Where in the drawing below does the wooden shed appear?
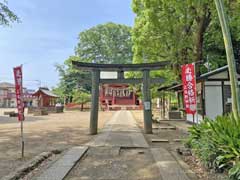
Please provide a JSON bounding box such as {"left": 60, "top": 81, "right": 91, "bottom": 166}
{"left": 33, "top": 87, "right": 59, "bottom": 107}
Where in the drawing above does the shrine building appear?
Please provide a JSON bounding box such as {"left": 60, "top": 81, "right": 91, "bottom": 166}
{"left": 32, "top": 87, "right": 59, "bottom": 107}
{"left": 99, "top": 72, "right": 141, "bottom": 110}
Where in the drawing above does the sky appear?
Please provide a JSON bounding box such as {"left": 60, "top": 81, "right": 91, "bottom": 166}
{"left": 0, "top": 0, "right": 135, "bottom": 90}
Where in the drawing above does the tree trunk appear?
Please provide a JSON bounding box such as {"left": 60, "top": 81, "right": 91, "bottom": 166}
{"left": 214, "top": 0, "right": 240, "bottom": 119}
{"left": 195, "top": 6, "right": 211, "bottom": 76}
{"left": 81, "top": 103, "right": 84, "bottom": 111}
{"left": 163, "top": 93, "right": 165, "bottom": 119}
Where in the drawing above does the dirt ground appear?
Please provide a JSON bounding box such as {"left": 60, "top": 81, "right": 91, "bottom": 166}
{"left": 0, "top": 108, "right": 113, "bottom": 178}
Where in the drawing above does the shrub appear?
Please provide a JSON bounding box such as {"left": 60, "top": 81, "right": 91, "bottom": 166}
{"left": 187, "top": 114, "right": 240, "bottom": 179}
{"left": 229, "top": 162, "right": 240, "bottom": 179}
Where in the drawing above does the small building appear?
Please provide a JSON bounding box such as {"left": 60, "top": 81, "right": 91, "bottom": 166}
{"left": 158, "top": 65, "right": 240, "bottom": 122}
{"left": 33, "top": 87, "right": 59, "bottom": 107}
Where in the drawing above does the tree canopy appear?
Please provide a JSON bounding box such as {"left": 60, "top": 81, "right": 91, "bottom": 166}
{"left": 75, "top": 22, "right": 133, "bottom": 64}
{"left": 0, "top": 0, "right": 20, "bottom": 26}
{"left": 72, "top": 89, "right": 91, "bottom": 111}
{"left": 54, "top": 22, "right": 133, "bottom": 103}
{"left": 131, "top": 0, "right": 240, "bottom": 78}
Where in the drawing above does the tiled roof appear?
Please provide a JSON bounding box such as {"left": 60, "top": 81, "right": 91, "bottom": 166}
{"left": 33, "top": 88, "right": 59, "bottom": 98}
{"left": 40, "top": 89, "right": 59, "bottom": 98}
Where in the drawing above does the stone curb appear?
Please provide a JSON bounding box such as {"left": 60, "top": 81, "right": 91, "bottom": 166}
{"left": 35, "top": 146, "right": 88, "bottom": 180}
{"left": 171, "top": 151, "right": 198, "bottom": 180}
{"left": 1, "top": 150, "right": 62, "bottom": 180}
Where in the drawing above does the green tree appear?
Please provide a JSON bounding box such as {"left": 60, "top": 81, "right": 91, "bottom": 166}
{"left": 202, "top": 0, "right": 240, "bottom": 72}
{"left": 214, "top": 0, "right": 240, "bottom": 118}
{"left": 131, "top": 0, "right": 240, "bottom": 104}
{"left": 55, "top": 22, "right": 133, "bottom": 103}
{"left": 0, "top": 0, "right": 20, "bottom": 26}
{"left": 55, "top": 56, "right": 91, "bottom": 104}
{"left": 132, "top": 0, "right": 197, "bottom": 67}
{"left": 52, "top": 86, "right": 64, "bottom": 103}
{"left": 131, "top": 0, "right": 240, "bottom": 77}
{"left": 72, "top": 90, "right": 91, "bottom": 111}
{"left": 76, "top": 22, "right": 133, "bottom": 64}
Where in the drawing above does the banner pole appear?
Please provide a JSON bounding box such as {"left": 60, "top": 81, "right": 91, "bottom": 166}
{"left": 21, "top": 120, "right": 24, "bottom": 158}
{"left": 21, "top": 64, "right": 24, "bottom": 158}
{"left": 193, "top": 63, "right": 198, "bottom": 124}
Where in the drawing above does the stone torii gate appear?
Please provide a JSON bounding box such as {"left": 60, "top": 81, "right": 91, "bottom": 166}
{"left": 72, "top": 61, "right": 170, "bottom": 135}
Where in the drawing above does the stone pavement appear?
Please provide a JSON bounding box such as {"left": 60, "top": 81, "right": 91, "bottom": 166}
{"left": 34, "top": 111, "right": 195, "bottom": 180}
{"left": 86, "top": 110, "right": 149, "bottom": 148}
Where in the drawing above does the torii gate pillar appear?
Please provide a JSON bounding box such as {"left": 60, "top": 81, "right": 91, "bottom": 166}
{"left": 90, "top": 70, "right": 100, "bottom": 135}
{"left": 143, "top": 70, "right": 152, "bottom": 134}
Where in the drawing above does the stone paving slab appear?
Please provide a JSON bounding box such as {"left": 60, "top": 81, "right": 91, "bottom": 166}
{"left": 35, "top": 146, "right": 88, "bottom": 180}
{"left": 65, "top": 147, "right": 160, "bottom": 180}
{"left": 86, "top": 111, "right": 149, "bottom": 148}
{"left": 151, "top": 148, "right": 190, "bottom": 180}
{"left": 129, "top": 132, "right": 149, "bottom": 148}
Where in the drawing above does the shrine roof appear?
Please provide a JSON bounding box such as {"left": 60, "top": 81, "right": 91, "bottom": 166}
{"left": 33, "top": 88, "right": 59, "bottom": 98}
{"left": 199, "top": 65, "right": 228, "bottom": 80}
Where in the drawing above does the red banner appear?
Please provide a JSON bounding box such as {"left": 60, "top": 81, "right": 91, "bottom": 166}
{"left": 13, "top": 66, "right": 24, "bottom": 121}
{"left": 181, "top": 63, "right": 197, "bottom": 115}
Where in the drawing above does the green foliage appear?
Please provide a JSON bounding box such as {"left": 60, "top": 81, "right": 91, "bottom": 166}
{"left": 131, "top": 0, "right": 240, "bottom": 77}
{"left": 132, "top": 0, "right": 211, "bottom": 75}
{"left": 72, "top": 89, "right": 91, "bottom": 111}
{"left": 55, "top": 57, "right": 91, "bottom": 104}
{"left": 187, "top": 114, "right": 240, "bottom": 178}
{"left": 214, "top": 0, "right": 240, "bottom": 118}
{"left": 76, "top": 22, "right": 133, "bottom": 64}
{"left": 55, "top": 23, "right": 133, "bottom": 102}
{"left": 0, "top": 0, "right": 20, "bottom": 26}
{"left": 202, "top": 0, "right": 240, "bottom": 73}
{"left": 52, "top": 86, "right": 65, "bottom": 103}
{"left": 72, "top": 90, "right": 91, "bottom": 104}
{"left": 187, "top": 119, "right": 217, "bottom": 168}
{"left": 229, "top": 162, "right": 240, "bottom": 180}
{"left": 132, "top": 0, "right": 194, "bottom": 63}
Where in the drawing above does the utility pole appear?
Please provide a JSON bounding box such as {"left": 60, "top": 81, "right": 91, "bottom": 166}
{"left": 214, "top": 0, "right": 240, "bottom": 119}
